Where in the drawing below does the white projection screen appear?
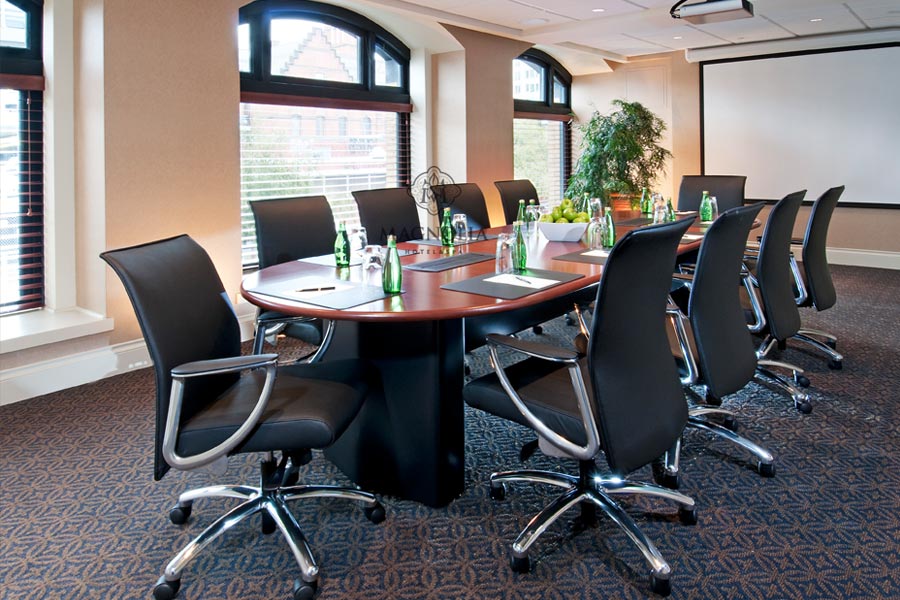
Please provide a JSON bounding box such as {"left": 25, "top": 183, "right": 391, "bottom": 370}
{"left": 702, "top": 45, "right": 900, "bottom": 206}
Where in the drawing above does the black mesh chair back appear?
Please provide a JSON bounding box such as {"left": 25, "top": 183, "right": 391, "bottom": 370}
{"left": 802, "top": 186, "right": 844, "bottom": 311}
{"left": 250, "top": 195, "right": 335, "bottom": 268}
{"left": 431, "top": 182, "right": 491, "bottom": 231}
{"left": 756, "top": 191, "right": 806, "bottom": 341}
{"left": 677, "top": 175, "right": 746, "bottom": 212}
{"left": 588, "top": 217, "right": 693, "bottom": 474}
{"left": 352, "top": 187, "right": 423, "bottom": 244}
{"left": 689, "top": 203, "right": 765, "bottom": 398}
{"left": 494, "top": 179, "right": 538, "bottom": 224}
{"left": 101, "top": 235, "right": 241, "bottom": 480}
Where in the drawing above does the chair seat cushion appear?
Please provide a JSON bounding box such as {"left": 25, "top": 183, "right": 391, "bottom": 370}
{"left": 177, "top": 359, "right": 373, "bottom": 457}
{"left": 463, "top": 356, "right": 591, "bottom": 447}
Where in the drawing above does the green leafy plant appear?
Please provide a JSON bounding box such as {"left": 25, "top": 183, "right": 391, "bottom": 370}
{"left": 566, "top": 99, "right": 672, "bottom": 207}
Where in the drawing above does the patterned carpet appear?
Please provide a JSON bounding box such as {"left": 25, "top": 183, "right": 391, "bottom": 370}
{"left": 1, "top": 265, "right": 898, "bottom": 600}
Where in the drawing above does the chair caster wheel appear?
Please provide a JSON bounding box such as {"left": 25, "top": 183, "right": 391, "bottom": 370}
{"left": 364, "top": 502, "right": 386, "bottom": 524}
{"left": 722, "top": 415, "right": 739, "bottom": 431}
{"left": 826, "top": 339, "right": 837, "bottom": 350}
{"left": 650, "top": 572, "right": 671, "bottom": 596}
{"left": 758, "top": 461, "right": 775, "bottom": 477}
{"left": 532, "top": 325, "right": 543, "bottom": 335}
{"left": 796, "top": 400, "right": 812, "bottom": 414}
{"left": 153, "top": 576, "right": 181, "bottom": 600}
{"left": 795, "top": 374, "right": 810, "bottom": 388}
{"left": 489, "top": 482, "right": 506, "bottom": 501}
{"left": 169, "top": 503, "right": 192, "bottom": 525}
{"left": 828, "top": 359, "right": 842, "bottom": 370}
{"left": 678, "top": 506, "right": 697, "bottom": 525}
{"left": 293, "top": 578, "right": 318, "bottom": 600}
{"left": 510, "top": 553, "right": 530, "bottom": 573}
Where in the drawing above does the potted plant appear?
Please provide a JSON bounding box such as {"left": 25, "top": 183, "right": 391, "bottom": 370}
{"left": 566, "top": 99, "right": 672, "bottom": 210}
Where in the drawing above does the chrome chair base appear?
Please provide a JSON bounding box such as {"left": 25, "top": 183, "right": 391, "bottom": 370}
{"left": 657, "top": 404, "right": 775, "bottom": 487}
{"left": 489, "top": 461, "right": 695, "bottom": 596}
{"left": 153, "top": 460, "right": 382, "bottom": 600}
{"left": 754, "top": 367, "right": 811, "bottom": 413}
{"left": 793, "top": 329, "right": 843, "bottom": 368}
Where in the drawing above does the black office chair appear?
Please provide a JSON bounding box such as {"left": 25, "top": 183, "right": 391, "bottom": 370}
{"left": 744, "top": 191, "right": 813, "bottom": 413}
{"left": 494, "top": 179, "right": 539, "bottom": 224}
{"left": 101, "top": 235, "right": 385, "bottom": 600}
{"left": 249, "top": 196, "right": 336, "bottom": 358}
{"left": 677, "top": 175, "right": 746, "bottom": 212}
{"left": 431, "top": 182, "right": 491, "bottom": 231}
{"left": 661, "top": 203, "right": 775, "bottom": 488}
{"left": 352, "top": 187, "right": 423, "bottom": 244}
{"left": 789, "top": 186, "right": 845, "bottom": 369}
{"left": 463, "top": 218, "right": 697, "bottom": 597}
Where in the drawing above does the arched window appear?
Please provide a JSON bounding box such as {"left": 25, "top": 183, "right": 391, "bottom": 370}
{"left": 512, "top": 49, "right": 571, "bottom": 202}
{"left": 238, "top": 0, "right": 411, "bottom": 266}
{"left": 0, "top": 0, "right": 44, "bottom": 314}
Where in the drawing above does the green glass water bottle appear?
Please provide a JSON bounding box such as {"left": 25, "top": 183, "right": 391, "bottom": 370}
{"left": 602, "top": 207, "right": 616, "bottom": 249}
{"left": 666, "top": 197, "right": 676, "bottom": 222}
{"left": 334, "top": 221, "right": 351, "bottom": 268}
{"left": 699, "top": 190, "right": 713, "bottom": 222}
{"left": 440, "top": 207, "right": 455, "bottom": 247}
{"left": 512, "top": 221, "right": 527, "bottom": 272}
{"left": 382, "top": 235, "right": 402, "bottom": 294}
{"left": 516, "top": 199, "right": 526, "bottom": 224}
{"left": 640, "top": 187, "right": 650, "bottom": 214}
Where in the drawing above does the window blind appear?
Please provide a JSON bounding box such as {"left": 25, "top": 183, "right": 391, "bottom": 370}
{"left": 0, "top": 88, "right": 43, "bottom": 314}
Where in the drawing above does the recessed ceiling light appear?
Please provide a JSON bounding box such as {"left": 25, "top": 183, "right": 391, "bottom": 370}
{"left": 592, "top": 8, "right": 606, "bottom": 13}
{"left": 521, "top": 17, "right": 549, "bottom": 26}
{"left": 809, "top": 18, "right": 823, "bottom": 22}
{"left": 673, "top": 36, "right": 683, "bottom": 40}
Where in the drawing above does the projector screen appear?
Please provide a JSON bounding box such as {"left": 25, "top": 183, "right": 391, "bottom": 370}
{"left": 702, "top": 45, "right": 900, "bottom": 207}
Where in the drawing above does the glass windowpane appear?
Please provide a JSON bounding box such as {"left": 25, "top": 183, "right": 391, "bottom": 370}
{"left": 512, "top": 59, "right": 544, "bottom": 102}
{"left": 0, "top": 0, "right": 27, "bottom": 49}
{"left": 374, "top": 44, "right": 402, "bottom": 87}
{"left": 238, "top": 23, "right": 250, "bottom": 72}
{"left": 270, "top": 18, "right": 361, "bottom": 83}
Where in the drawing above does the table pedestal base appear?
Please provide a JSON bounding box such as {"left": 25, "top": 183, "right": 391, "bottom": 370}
{"left": 324, "top": 318, "right": 465, "bottom": 507}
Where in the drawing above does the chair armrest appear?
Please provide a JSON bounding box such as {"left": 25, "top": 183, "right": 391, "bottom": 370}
{"left": 172, "top": 354, "right": 278, "bottom": 378}
{"left": 163, "top": 354, "right": 278, "bottom": 472}
{"left": 486, "top": 333, "right": 579, "bottom": 363}
{"left": 485, "top": 340, "right": 600, "bottom": 462}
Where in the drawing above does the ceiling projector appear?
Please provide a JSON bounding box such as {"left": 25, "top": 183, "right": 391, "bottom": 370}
{"left": 671, "top": 0, "right": 755, "bottom": 24}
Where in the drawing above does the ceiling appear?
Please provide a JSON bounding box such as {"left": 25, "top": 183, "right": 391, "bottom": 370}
{"left": 354, "top": 0, "right": 900, "bottom": 71}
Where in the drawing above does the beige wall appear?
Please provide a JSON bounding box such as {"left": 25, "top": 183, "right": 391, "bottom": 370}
{"left": 571, "top": 53, "right": 701, "bottom": 203}
{"left": 435, "top": 26, "right": 531, "bottom": 226}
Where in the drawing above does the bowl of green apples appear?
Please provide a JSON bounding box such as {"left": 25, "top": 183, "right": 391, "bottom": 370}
{"left": 537, "top": 199, "right": 589, "bottom": 242}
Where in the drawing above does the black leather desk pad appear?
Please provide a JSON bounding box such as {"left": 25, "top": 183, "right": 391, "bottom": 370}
{"left": 441, "top": 268, "right": 584, "bottom": 300}
{"left": 552, "top": 249, "right": 610, "bottom": 265}
{"left": 405, "top": 252, "right": 494, "bottom": 272}
{"left": 248, "top": 279, "right": 399, "bottom": 310}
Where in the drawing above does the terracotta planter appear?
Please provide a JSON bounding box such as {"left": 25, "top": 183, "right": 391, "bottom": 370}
{"left": 609, "top": 193, "right": 638, "bottom": 212}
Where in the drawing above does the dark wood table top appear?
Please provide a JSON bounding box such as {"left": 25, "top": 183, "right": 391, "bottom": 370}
{"left": 240, "top": 211, "right": 706, "bottom": 323}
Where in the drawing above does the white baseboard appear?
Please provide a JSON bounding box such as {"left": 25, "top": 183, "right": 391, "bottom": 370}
{"left": 0, "top": 312, "right": 259, "bottom": 407}
{"left": 827, "top": 248, "right": 900, "bottom": 270}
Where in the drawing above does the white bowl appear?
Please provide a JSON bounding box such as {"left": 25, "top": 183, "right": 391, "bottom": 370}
{"left": 538, "top": 221, "right": 588, "bottom": 242}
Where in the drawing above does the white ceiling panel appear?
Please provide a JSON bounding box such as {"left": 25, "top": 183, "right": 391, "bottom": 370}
{"left": 509, "top": 0, "right": 644, "bottom": 21}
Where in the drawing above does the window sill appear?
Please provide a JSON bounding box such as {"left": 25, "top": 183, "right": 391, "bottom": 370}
{"left": 0, "top": 308, "right": 114, "bottom": 354}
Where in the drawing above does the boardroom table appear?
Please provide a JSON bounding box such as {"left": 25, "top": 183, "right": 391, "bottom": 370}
{"left": 241, "top": 211, "right": 706, "bottom": 507}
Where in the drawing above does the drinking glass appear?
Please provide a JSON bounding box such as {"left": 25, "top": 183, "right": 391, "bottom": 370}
{"left": 709, "top": 196, "right": 720, "bottom": 221}
{"left": 495, "top": 233, "right": 512, "bottom": 273}
{"left": 362, "top": 244, "right": 384, "bottom": 270}
{"left": 452, "top": 213, "right": 468, "bottom": 242}
{"left": 525, "top": 204, "right": 541, "bottom": 235}
{"left": 586, "top": 219, "right": 604, "bottom": 249}
{"left": 351, "top": 226, "right": 368, "bottom": 256}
